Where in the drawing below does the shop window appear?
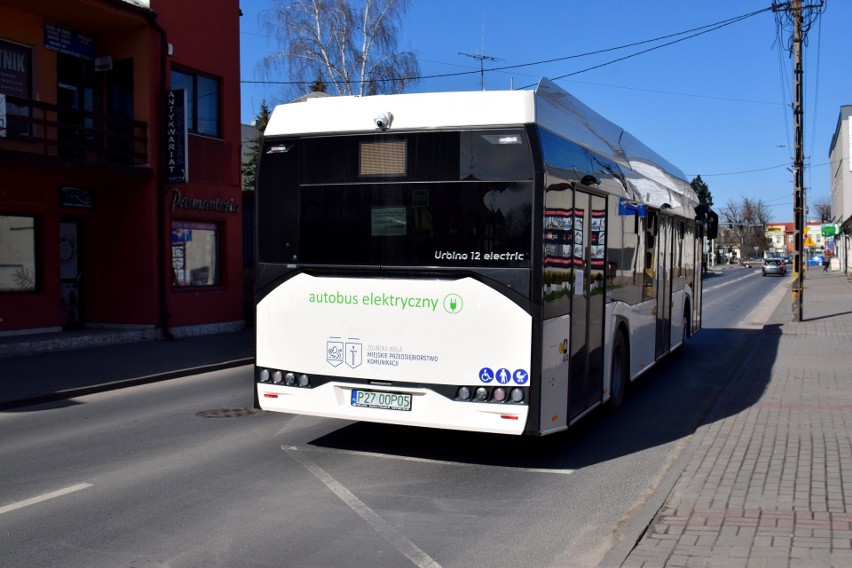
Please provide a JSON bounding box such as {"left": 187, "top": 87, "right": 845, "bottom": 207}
{"left": 0, "top": 215, "right": 37, "bottom": 292}
{"left": 171, "top": 221, "right": 220, "bottom": 287}
{"left": 0, "top": 39, "right": 33, "bottom": 137}
{"left": 170, "top": 67, "right": 220, "bottom": 137}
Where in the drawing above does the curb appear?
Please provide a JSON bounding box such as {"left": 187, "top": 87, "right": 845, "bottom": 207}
{"left": 0, "top": 357, "right": 254, "bottom": 411}
{"left": 598, "top": 306, "right": 784, "bottom": 567}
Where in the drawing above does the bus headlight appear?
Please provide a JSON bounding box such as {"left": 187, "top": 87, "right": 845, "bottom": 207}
{"left": 492, "top": 387, "right": 507, "bottom": 402}
{"left": 457, "top": 386, "right": 471, "bottom": 400}
{"left": 259, "top": 369, "right": 271, "bottom": 383}
{"left": 298, "top": 374, "right": 310, "bottom": 387}
{"left": 284, "top": 372, "right": 296, "bottom": 386}
{"left": 474, "top": 387, "right": 489, "bottom": 401}
{"left": 272, "top": 370, "right": 283, "bottom": 384}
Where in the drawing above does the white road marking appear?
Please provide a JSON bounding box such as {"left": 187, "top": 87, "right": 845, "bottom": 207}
{"left": 283, "top": 446, "right": 441, "bottom": 568}
{"left": 284, "top": 444, "right": 575, "bottom": 475}
{"left": 0, "top": 483, "right": 92, "bottom": 516}
{"left": 737, "top": 277, "right": 789, "bottom": 329}
{"left": 703, "top": 270, "right": 758, "bottom": 292}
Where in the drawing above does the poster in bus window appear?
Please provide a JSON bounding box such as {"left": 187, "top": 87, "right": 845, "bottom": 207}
{"left": 544, "top": 209, "right": 573, "bottom": 266}
{"left": 573, "top": 208, "right": 584, "bottom": 265}
{"left": 590, "top": 209, "right": 606, "bottom": 267}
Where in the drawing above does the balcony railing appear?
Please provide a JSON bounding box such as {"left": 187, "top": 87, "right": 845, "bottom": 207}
{"left": 1, "top": 94, "right": 148, "bottom": 166}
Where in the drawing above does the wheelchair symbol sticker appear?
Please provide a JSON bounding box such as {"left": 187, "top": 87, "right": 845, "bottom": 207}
{"left": 479, "top": 367, "right": 494, "bottom": 383}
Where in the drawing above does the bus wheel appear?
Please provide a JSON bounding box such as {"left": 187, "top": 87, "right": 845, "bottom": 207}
{"left": 677, "top": 310, "right": 691, "bottom": 352}
{"left": 609, "top": 332, "right": 627, "bottom": 409}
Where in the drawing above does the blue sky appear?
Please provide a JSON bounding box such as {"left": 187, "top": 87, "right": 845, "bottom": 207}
{"left": 239, "top": 0, "right": 850, "bottom": 223}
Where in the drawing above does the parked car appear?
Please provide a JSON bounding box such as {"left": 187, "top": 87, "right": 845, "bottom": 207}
{"left": 806, "top": 255, "right": 823, "bottom": 267}
{"left": 763, "top": 258, "right": 786, "bottom": 276}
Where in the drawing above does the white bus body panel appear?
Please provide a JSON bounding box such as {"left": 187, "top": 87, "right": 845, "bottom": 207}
{"left": 257, "top": 274, "right": 532, "bottom": 435}
{"left": 266, "top": 90, "right": 535, "bottom": 136}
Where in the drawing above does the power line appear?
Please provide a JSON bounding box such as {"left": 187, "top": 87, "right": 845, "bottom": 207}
{"left": 534, "top": 7, "right": 773, "bottom": 88}
{"left": 241, "top": 6, "right": 775, "bottom": 88}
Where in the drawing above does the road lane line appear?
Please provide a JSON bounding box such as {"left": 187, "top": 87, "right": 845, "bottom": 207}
{"left": 283, "top": 447, "right": 441, "bottom": 568}
{"left": 284, "top": 444, "right": 574, "bottom": 475}
{"left": 737, "top": 278, "right": 789, "bottom": 329}
{"left": 0, "top": 483, "right": 92, "bottom": 516}
{"left": 703, "top": 270, "right": 758, "bottom": 292}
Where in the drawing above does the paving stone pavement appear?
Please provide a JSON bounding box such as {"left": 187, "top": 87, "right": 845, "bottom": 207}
{"left": 618, "top": 270, "right": 852, "bottom": 568}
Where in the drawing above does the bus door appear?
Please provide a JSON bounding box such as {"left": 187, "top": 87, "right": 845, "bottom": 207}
{"left": 568, "top": 191, "right": 606, "bottom": 420}
{"left": 654, "top": 214, "right": 674, "bottom": 358}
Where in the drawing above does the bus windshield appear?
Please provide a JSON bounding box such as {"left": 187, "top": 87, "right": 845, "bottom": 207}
{"left": 263, "top": 129, "right": 535, "bottom": 268}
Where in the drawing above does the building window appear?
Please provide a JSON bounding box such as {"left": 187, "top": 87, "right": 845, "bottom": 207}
{"left": 0, "top": 215, "right": 37, "bottom": 292}
{"left": 170, "top": 67, "right": 220, "bottom": 137}
{"left": 171, "top": 221, "right": 219, "bottom": 287}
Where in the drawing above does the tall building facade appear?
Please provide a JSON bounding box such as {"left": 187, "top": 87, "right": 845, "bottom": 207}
{"left": 0, "top": 0, "right": 243, "bottom": 341}
{"left": 830, "top": 105, "right": 852, "bottom": 275}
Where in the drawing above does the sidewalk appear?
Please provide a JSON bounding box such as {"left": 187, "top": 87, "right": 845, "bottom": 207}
{"left": 0, "top": 328, "right": 254, "bottom": 410}
{"left": 609, "top": 269, "right": 852, "bottom": 568}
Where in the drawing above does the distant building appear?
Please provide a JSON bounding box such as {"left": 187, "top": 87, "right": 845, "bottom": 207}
{"left": 0, "top": 0, "right": 243, "bottom": 340}
{"left": 829, "top": 105, "right": 852, "bottom": 274}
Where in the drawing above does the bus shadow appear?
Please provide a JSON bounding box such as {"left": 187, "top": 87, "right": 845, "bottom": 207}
{"left": 307, "top": 324, "right": 779, "bottom": 472}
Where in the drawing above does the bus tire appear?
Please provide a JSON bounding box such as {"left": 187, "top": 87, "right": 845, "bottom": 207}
{"left": 609, "top": 331, "right": 627, "bottom": 409}
{"left": 674, "top": 303, "right": 691, "bottom": 354}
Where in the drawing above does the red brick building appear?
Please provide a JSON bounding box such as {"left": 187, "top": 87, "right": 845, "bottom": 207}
{"left": 0, "top": 0, "right": 243, "bottom": 346}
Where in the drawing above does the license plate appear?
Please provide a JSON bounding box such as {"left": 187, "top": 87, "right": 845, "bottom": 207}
{"left": 351, "top": 389, "right": 412, "bottom": 411}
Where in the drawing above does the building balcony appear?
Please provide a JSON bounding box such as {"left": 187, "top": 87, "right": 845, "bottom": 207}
{"left": 1, "top": 94, "right": 148, "bottom": 169}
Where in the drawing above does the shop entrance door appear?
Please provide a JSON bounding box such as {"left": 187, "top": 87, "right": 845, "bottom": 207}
{"left": 60, "top": 221, "right": 83, "bottom": 329}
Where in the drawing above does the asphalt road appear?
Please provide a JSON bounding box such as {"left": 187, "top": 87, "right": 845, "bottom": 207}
{"left": 0, "top": 269, "right": 789, "bottom": 568}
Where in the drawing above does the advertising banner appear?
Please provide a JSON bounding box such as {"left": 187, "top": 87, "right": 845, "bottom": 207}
{"left": 166, "top": 89, "right": 188, "bottom": 183}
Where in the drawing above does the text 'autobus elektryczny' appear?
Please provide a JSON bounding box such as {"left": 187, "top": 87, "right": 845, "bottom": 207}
{"left": 253, "top": 78, "right": 718, "bottom": 436}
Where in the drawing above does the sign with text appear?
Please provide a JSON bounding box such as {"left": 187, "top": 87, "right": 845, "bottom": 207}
{"left": 0, "top": 94, "right": 5, "bottom": 138}
{"left": 59, "top": 186, "right": 95, "bottom": 209}
{"left": 166, "top": 89, "right": 188, "bottom": 183}
{"left": 0, "top": 39, "right": 31, "bottom": 98}
{"left": 44, "top": 24, "right": 96, "bottom": 60}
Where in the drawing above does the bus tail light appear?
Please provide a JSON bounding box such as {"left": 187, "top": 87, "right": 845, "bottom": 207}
{"left": 510, "top": 388, "right": 524, "bottom": 403}
{"left": 257, "top": 368, "right": 312, "bottom": 388}
{"left": 456, "top": 386, "right": 526, "bottom": 404}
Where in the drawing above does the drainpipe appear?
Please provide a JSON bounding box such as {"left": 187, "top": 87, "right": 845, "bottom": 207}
{"left": 146, "top": 11, "right": 174, "bottom": 341}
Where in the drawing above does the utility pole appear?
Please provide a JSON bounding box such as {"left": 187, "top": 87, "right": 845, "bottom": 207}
{"left": 458, "top": 52, "right": 500, "bottom": 91}
{"left": 792, "top": 0, "right": 805, "bottom": 322}
{"left": 774, "top": 0, "right": 825, "bottom": 321}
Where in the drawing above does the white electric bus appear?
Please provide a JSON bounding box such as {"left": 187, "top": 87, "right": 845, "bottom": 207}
{"left": 253, "top": 79, "right": 717, "bottom": 436}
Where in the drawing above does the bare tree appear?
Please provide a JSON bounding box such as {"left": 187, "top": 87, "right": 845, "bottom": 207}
{"left": 810, "top": 195, "right": 832, "bottom": 223}
{"left": 720, "top": 197, "right": 772, "bottom": 258}
{"left": 259, "top": 0, "right": 420, "bottom": 97}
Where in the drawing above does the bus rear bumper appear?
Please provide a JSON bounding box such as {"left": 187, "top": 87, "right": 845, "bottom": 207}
{"left": 258, "top": 382, "right": 529, "bottom": 435}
